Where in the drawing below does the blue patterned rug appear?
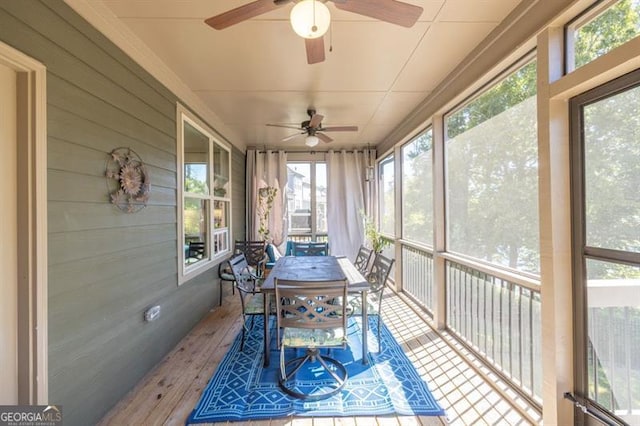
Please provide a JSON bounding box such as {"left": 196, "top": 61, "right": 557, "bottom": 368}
{"left": 187, "top": 315, "right": 445, "bottom": 423}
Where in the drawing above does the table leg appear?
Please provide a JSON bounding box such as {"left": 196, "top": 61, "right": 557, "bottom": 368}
{"left": 263, "top": 293, "right": 270, "bottom": 367}
{"left": 361, "top": 290, "right": 369, "bottom": 365}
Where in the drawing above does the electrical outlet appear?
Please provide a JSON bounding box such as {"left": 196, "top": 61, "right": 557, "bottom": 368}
{"left": 144, "top": 305, "right": 161, "bottom": 322}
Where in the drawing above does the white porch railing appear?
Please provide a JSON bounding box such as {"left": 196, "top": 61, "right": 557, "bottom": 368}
{"left": 445, "top": 260, "right": 542, "bottom": 403}
{"left": 587, "top": 279, "right": 640, "bottom": 424}
{"left": 398, "top": 241, "right": 542, "bottom": 405}
{"left": 401, "top": 244, "right": 435, "bottom": 315}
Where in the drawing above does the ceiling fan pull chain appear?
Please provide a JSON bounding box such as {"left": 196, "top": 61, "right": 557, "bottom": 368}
{"left": 312, "top": 0, "right": 317, "bottom": 32}
{"left": 329, "top": 21, "right": 333, "bottom": 52}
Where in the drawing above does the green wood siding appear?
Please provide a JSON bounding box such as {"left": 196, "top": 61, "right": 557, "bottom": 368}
{"left": 0, "top": 1, "right": 246, "bottom": 424}
{"left": 232, "top": 145, "right": 247, "bottom": 241}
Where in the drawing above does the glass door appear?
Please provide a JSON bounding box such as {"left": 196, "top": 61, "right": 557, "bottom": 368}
{"left": 571, "top": 68, "right": 640, "bottom": 425}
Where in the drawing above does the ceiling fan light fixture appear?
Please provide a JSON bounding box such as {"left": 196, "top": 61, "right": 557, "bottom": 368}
{"left": 305, "top": 135, "right": 320, "bottom": 147}
{"left": 290, "top": 0, "right": 331, "bottom": 39}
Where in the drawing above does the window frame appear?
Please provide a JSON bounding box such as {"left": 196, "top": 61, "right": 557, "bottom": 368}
{"left": 570, "top": 68, "right": 640, "bottom": 425}
{"left": 378, "top": 153, "right": 395, "bottom": 238}
{"left": 177, "top": 104, "right": 232, "bottom": 285}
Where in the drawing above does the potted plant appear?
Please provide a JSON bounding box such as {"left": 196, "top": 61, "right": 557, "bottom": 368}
{"left": 363, "top": 214, "right": 390, "bottom": 253}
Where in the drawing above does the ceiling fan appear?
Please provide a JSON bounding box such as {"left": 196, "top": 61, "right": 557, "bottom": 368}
{"left": 266, "top": 109, "right": 358, "bottom": 147}
{"left": 205, "top": 0, "right": 423, "bottom": 64}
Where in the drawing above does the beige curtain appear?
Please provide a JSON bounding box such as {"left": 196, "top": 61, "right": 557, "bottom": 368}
{"left": 246, "top": 149, "right": 288, "bottom": 245}
{"left": 326, "top": 148, "right": 376, "bottom": 259}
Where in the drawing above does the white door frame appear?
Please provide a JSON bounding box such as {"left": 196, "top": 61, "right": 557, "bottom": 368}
{"left": 0, "top": 40, "right": 48, "bottom": 404}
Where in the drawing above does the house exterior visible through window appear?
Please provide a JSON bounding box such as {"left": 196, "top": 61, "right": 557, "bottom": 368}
{"left": 286, "top": 162, "right": 327, "bottom": 241}
{"left": 177, "top": 105, "right": 231, "bottom": 284}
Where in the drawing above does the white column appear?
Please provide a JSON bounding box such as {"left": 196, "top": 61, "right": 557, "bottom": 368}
{"left": 537, "top": 26, "right": 574, "bottom": 426}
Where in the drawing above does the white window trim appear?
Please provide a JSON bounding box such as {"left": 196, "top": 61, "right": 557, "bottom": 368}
{"left": 177, "top": 103, "right": 232, "bottom": 285}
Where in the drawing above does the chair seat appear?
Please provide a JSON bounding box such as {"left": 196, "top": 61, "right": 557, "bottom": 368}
{"left": 222, "top": 270, "right": 259, "bottom": 282}
{"left": 220, "top": 272, "right": 235, "bottom": 281}
{"left": 244, "top": 293, "right": 264, "bottom": 315}
{"left": 282, "top": 327, "right": 346, "bottom": 348}
{"left": 347, "top": 296, "right": 380, "bottom": 316}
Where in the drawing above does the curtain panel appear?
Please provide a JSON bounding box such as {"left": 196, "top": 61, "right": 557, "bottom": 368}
{"left": 246, "top": 150, "right": 288, "bottom": 246}
{"left": 327, "top": 149, "right": 376, "bottom": 259}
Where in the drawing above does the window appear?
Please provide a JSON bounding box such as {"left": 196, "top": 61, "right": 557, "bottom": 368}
{"left": 378, "top": 154, "right": 395, "bottom": 236}
{"left": 402, "top": 129, "right": 433, "bottom": 246}
{"left": 572, "top": 71, "right": 640, "bottom": 424}
{"left": 286, "top": 162, "right": 327, "bottom": 240}
{"left": 445, "top": 59, "right": 539, "bottom": 274}
{"left": 178, "top": 106, "right": 231, "bottom": 283}
{"left": 567, "top": 0, "right": 640, "bottom": 72}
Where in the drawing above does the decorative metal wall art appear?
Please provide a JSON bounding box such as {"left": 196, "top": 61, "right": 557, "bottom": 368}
{"left": 106, "top": 147, "right": 150, "bottom": 213}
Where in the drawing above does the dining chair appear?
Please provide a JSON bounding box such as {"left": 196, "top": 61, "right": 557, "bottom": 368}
{"left": 218, "top": 240, "right": 267, "bottom": 305}
{"left": 229, "top": 253, "right": 264, "bottom": 352}
{"left": 353, "top": 245, "right": 373, "bottom": 274}
{"left": 349, "top": 252, "right": 394, "bottom": 345}
{"left": 186, "top": 241, "right": 206, "bottom": 260}
{"left": 275, "top": 278, "right": 349, "bottom": 401}
{"left": 234, "top": 240, "right": 268, "bottom": 277}
{"left": 291, "top": 241, "right": 329, "bottom": 256}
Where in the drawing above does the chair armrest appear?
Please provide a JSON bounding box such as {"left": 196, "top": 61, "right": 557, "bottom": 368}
{"left": 256, "top": 254, "right": 268, "bottom": 277}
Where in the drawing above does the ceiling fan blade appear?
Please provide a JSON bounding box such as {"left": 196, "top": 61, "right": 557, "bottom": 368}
{"left": 282, "top": 132, "right": 305, "bottom": 142}
{"left": 266, "top": 123, "right": 302, "bottom": 130}
{"left": 316, "top": 132, "right": 334, "bottom": 143}
{"left": 334, "top": 0, "right": 423, "bottom": 28}
{"left": 205, "top": 0, "right": 281, "bottom": 30}
{"left": 321, "top": 126, "right": 359, "bottom": 132}
{"left": 305, "top": 37, "right": 325, "bottom": 64}
{"left": 309, "top": 113, "right": 324, "bottom": 128}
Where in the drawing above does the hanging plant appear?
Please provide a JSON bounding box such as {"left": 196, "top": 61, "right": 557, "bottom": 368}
{"left": 105, "top": 147, "right": 150, "bottom": 213}
{"left": 257, "top": 186, "right": 278, "bottom": 242}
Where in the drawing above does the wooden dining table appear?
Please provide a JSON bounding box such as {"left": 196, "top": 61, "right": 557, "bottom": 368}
{"left": 260, "top": 255, "right": 370, "bottom": 367}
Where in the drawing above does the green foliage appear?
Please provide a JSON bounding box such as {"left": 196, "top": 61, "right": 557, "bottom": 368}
{"left": 363, "top": 214, "right": 390, "bottom": 253}
{"left": 185, "top": 164, "right": 208, "bottom": 194}
{"left": 445, "top": 60, "right": 540, "bottom": 273}
{"left": 583, "top": 85, "right": 640, "bottom": 279}
{"left": 184, "top": 198, "right": 204, "bottom": 236}
{"left": 402, "top": 131, "right": 434, "bottom": 245}
{"left": 574, "top": 0, "right": 640, "bottom": 68}
{"left": 257, "top": 186, "right": 278, "bottom": 241}
{"left": 447, "top": 62, "right": 537, "bottom": 139}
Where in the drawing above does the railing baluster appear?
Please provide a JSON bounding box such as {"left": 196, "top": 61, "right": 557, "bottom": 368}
{"left": 529, "top": 291, "right": 536, "bottom": 394}
{"left": 625, "top": 307, "right": 631, "bottom": 414}
{"left": 446, "top": 261, "right": 540, "bottom": 402}
{"left": 517, "top": 285, "right": 523, "bottom": 386}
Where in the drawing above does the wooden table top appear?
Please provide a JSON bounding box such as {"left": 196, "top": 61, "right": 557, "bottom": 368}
{"left": 261, "top": 256, "right": 368, "bottom": 291}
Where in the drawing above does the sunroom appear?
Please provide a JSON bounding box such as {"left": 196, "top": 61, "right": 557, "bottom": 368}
{"left": 0, "top": 0, "right": 638, "bottom": 425}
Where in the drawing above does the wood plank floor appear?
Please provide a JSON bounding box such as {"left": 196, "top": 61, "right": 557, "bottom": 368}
{"left": 99, "top": 285, "right": 541, "bottom": 426}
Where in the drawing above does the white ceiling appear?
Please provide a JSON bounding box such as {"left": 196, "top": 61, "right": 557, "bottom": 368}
{"left": 97, "top": 0, "right": 521, "bottom": 151}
